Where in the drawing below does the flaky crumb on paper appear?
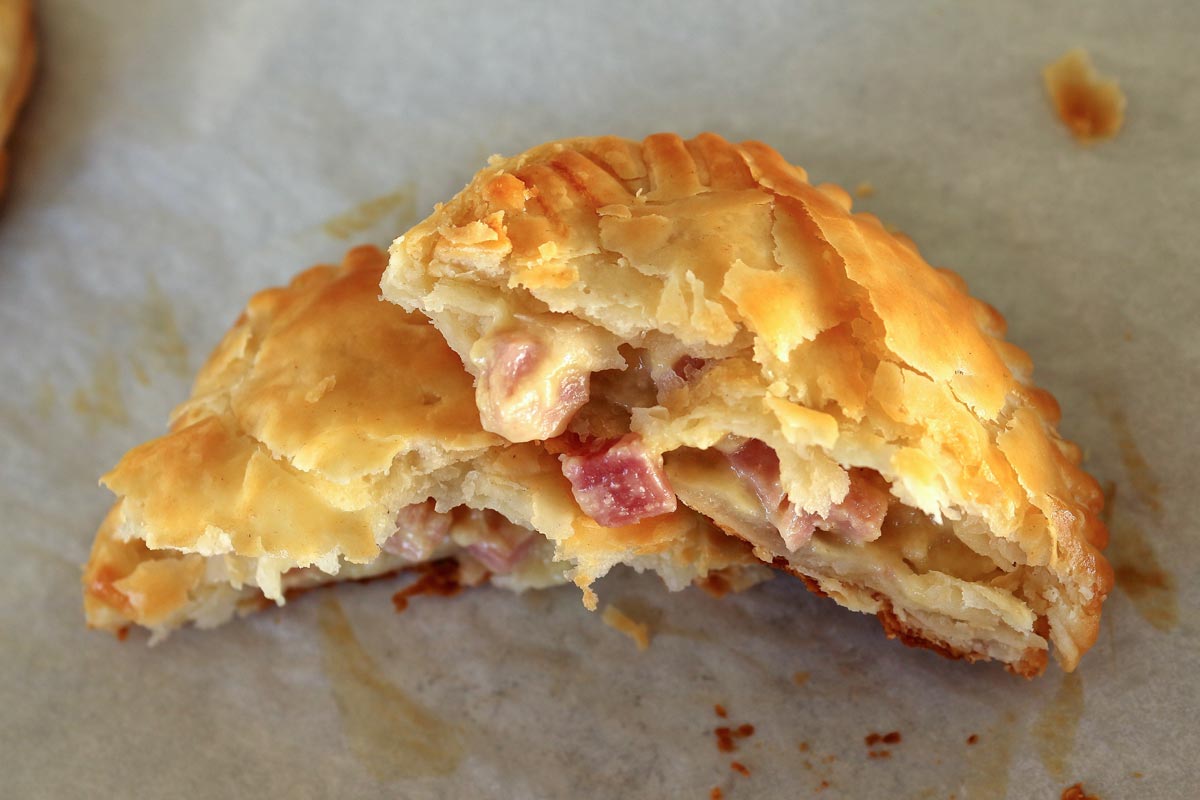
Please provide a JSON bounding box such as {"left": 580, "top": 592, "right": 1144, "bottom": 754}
{"left": 601, "top": 604, "right": 651, "bottom": 650}
{"left": 1043, "top": 48, "right": 1126, "bottom": 142}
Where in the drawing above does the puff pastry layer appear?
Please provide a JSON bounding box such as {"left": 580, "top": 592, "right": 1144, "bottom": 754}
{"left": 382, "top": 133, "right": 1112, "bottom": 674}
{"left": 85, "top": 246, "right": 761, "bottom": 639}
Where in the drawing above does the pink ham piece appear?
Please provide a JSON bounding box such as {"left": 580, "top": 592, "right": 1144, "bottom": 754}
{"left": 459, "top": 509, "right": 537, "bottom": 574}
{"left": 478, "top": 330, "right": 589, "bottom": 442}
{"left": 560, "top": 434, "right": 678, "bottom": 527}
{"left": 727, "top": 439, "right": 889, "bottom": 550}
{"left": 651, "top": 354, "right": 708, "bottom": 399}
{"left": 382, "top": 500, "right": 453, "bottom": 561}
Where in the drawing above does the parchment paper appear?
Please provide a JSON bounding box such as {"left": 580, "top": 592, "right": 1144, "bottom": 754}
{"left": 2, "top": 1, "right": 1197, "bottom": 797}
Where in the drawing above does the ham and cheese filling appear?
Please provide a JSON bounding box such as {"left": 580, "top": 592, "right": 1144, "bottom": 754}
{"left": 475, "top": 330, "right": 591, "bottom": 443}
{"left": 487, "top": 342, "right": 892, "bottom": 553}
{"left": 726, "top": 439, "right": 889, "bottom": 550}
{"left": 559, "top": 434, "right": 678, "bottom": 527}
{"left": 381, "top": 501, "right": 538, "bottom": 576}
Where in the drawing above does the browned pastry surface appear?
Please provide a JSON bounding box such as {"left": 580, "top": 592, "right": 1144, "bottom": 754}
{"left": 383, "top": 133, "right": 1112, "bottom": 673}
{"left": 87, "top": 246, "right": 762, "bottom": 637}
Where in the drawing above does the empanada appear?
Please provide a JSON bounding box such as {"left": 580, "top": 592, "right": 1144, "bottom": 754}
{"left": 0, "top": 0, "right": 35, "bottom": 195}
{"left": 84, "top": 246, "right": 762, "bottom": 639}
{"left": 381, "top": 133, "right": 1112, "bottom": 675}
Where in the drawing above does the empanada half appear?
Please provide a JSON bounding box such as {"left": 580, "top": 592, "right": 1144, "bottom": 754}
{"left": 84, "top": 246, "right": 763, "bottom": 639}
{"left": 382, "top": 133, "right": 1112, "bottom": 675}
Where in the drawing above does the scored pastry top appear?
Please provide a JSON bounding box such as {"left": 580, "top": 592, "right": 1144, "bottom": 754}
{"left": 383, "top": 133, "right": 1111, "bottom": 671}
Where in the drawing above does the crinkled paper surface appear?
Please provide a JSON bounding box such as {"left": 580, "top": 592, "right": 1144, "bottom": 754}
{"left": 1, "top": 1, "right": 1197, "bottom": 797}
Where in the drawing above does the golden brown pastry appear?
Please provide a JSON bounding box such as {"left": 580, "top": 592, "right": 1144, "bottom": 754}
{"left": 84, "top": 246, "right": 762, "bottom": 639}
{"left": 0, "top": 0, "right": 35, "bottom": 195}
{"left": 382, "top": 133, "right": 1112, "bottom": 675}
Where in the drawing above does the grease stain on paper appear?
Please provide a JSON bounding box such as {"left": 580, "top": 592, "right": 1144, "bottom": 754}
{"left": 323, "top": 185, "right": 419, "bottom": 241}
{"left": 1099, "top": 404, "right": 1177, "bottom": 631}
{"left": 1033, "top": 671, "right": 1084, "bottom": 779}
{"left": 71, "top": 353, "right": 129, "bottom": 431}
{"left": 318, "top": 596, "right": 463, "bottom": 780}
{"left": 137, "top": 276, "right": 190, "bottom": 378}
{"left": 1108, "top": 516, "right": 1177, "bottom": 631}
{"left": 960, "top": 711, "right": 1018, "bottom": 800}
{"left": 1106, "top": 406, "right": 1162, "bottom": 517}
{"left": 35, "top": 381, "right": 57, "bottom": 419}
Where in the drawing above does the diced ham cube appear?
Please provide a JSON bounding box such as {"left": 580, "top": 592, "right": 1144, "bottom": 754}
{"left": 652, "top": 354, "right": 708, "bottom": 399}
{"left": 560, "top": 434, "right": 678, "bottom": 527}
{"left": 727, "top": 439, "right": 821, "bottom": 549}
{"left": 726, "top": 440, "right": 890, "bottom": 549}
{"left": 383, "top": 501, "right": 453, "bottom": 561}
{"left": 825, "top": 469, "right": 890, "bottom": 543}
{"left": 456, "top": 509, "right": 537, "bottom": 575}
{"left": 477, "top": 331, "right": 589, "bottom": 442}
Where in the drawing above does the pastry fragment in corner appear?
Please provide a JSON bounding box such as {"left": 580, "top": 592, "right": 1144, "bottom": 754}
{"left": 0, "top": 0, "right": 37, "bottom": 196}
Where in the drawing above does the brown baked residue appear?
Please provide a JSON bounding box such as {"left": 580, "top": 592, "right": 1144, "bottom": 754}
{"left": 696, "top": 572, "right": 732, "bottom": 598}
{"left": 1061, "top": 782, "right": 1100, "bottom": 800}
{"left": 318, "top": 595, "right": 463, "bottom": 779}
{"left": 323, "top": 185, "right": 418, "bottom": 241}
{"left": 1109, "top": 517, "right": 1178, "bottom": 631}
{"left": 792, "top": 671, "right": 810, "bottom": 687}
{"left": 1033, "top": 671, "right": 1084, "bottom": 779}
{"left": 1101, "top": 406, "right": 1177, "bottom": 631}
{"left": 714, "top": 704, "right": 728, "bottom": 718}
{"left": 714, "top": 723, "right": 755, "bottom": 754}
{"left": 709, "top": 788, "right": 723, "bottom": 800}
{"left": 967, "top": 734, "right": 979, "bottom": 745}
{"left": 391, "top": 559, "right": 465, "bottom": 613}
{"left": 1107, "top": 406, "right": 1162, "bottom": 517}
{"left": 730, "top": 761, "right": 750, "bottom": 778}
{"left": 71, "top": 353, "right": 130, "bottom": 432}
{"left": 1043, "top": 48, "right": 1126, "bottom": 142}
{"left": 961, "top": 711, "right": 1018, "bottom": 800}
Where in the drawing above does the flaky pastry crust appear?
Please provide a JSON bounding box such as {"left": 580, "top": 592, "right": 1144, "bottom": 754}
{"left": 86, "top": 246, "right": 761, "bottom": 638}
{"left": 0, "top": 0, "right": 35, "bottom": 196}
{"left": 383, "top": 133, "right": 1112, "bottom": 674}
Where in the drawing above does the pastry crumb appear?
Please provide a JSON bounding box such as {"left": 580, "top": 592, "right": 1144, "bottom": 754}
{"left": 730, "top": 761, "right": 751, "bottom": 778}
{"left": 1043, "top": 48, "right": 1126, "bottom": 142}
{"left": 714, "top": 703, "right": 728, "bottom": 718}
{"left": 865, "top": 731, "right": 899, "bottom": 746}
{"left": 709, "top": 788, "right": 723, "bottom": 800}
{"left": 1061, "top": 782, "right": 1100, "bottom": 800}
{"left": 967, "top": 734, "right": 979, "bottom": 745}
{"left": 714, "top": 722, "right": 755, "bottom": 753}
{"left": 854, "top": 181, "right": 876, "bottom": 198}
{"left": 601, "top": 604, "right": 651, "bottom": 650}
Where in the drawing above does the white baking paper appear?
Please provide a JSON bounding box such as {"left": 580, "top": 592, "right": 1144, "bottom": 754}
{"left": 2, "top": 1, "right": 1197, "bottom": 797}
